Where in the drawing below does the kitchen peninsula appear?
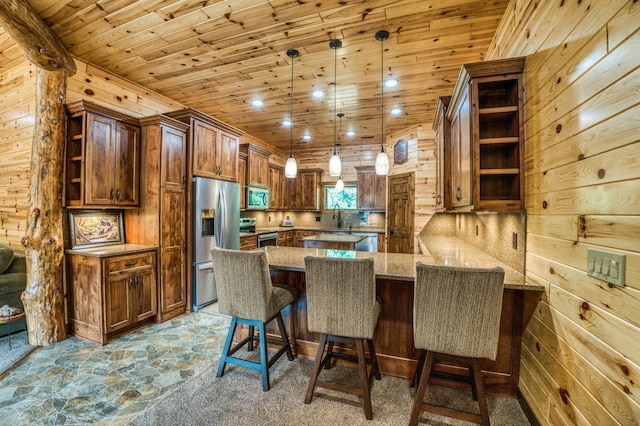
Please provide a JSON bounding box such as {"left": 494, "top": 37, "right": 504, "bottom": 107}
{"left": 301, "top": 233, "right": 366, "bottom": 250}
{"left": 265, "top": 237, "right": 543, "bottom": 397}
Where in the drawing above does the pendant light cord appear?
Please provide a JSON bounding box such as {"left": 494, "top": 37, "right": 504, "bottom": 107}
{"left": 380, "top": 35, "right": 384, "bottom": 153}
{"left": 290, "top": 50, "right": 294, "bottom": 157}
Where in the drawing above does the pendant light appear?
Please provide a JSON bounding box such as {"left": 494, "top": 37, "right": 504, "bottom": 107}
{"left": 375, "top": 30, "right": 390, "bottom": 176}
{"left": 335, "top": 113, "right": 345, "bottom": 192}
{"left": 285, "top": 49, "right": 299, "bottom": 179}
{"left": 328, "top": 38, "right": 343, "bottom": 177}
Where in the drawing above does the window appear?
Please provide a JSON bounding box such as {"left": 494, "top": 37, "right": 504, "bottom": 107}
{"left": 325, "top": 185, "right": 357, "bottom": 209}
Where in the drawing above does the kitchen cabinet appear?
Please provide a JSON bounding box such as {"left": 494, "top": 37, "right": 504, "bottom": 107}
{"left": 66, "top": 249, "right": 157, "bottom": 345}
{"left": 294, "top": 230, "right": 317, "bottom": 247}
{"left": 240, "top": 235, "right": 258, "bottom": 250}
{"left": 286, "top": 169, "right": 323, "bottom": 210}
{"left": 65, "top": 100, "right": 140, "bottom": 208}
{"left": 277, "top": 230, "right": 294, "bottom": 247}
{"left": 240, "top": 143, "right": 271, "bottom": 187}
{"left": 126, "top": 115, "right": 188, "bottom": 322}
{"left": 166, "top": 108, "right": 243, "bottom": 182}
{"left": 238, "top": 152, "right": 247, "bottom": 210}
{"left": 268, "top": 165, "right": 285, "bottom": 210}
{"left": 355, "top": 166, "right": 386, "bottom": 211}
{"left": 432, "top": 96, "right": 450, "bottom": 211}
{"left": 446, "top": 57, "right": 525, "bottom": 211}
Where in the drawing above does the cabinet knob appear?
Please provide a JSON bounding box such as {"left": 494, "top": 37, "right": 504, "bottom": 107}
{"left": 389, "top": 229, "right": 394, "bottom": 235}
{"left": 115, "top": 188, "right": 120, "bottom": 201}
{"left": 436, "top": 194, "right": 442, "bottom": 205}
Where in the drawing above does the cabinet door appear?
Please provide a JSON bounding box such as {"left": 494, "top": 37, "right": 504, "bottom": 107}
{"left": 85, "top": 112, "right": 116, "bottom": 205}
{"left": 161, "top": 124, "right": 187, "bottom": 189}
{"left": 357, "top": 169, "right": 375, "bottom": 209}
{"left": 105, "top": 274, "right": 133, "bottom": 334}
{"left": 373, "top": 174, "right": 386, "bottom": 210}
{"left": 192, "top": 119, "right": 219, "bottom": 178}
{"left": 238, "top": 156, "right": 247, "bottom": 209}
{"left": 434, "top": 112, "right": 447, "bottom": 210}
{"left": 131, "top": 268, "right": 157, "bottom": 322}
{"left": 247, "top": 151, "right": 269, "bottom": 186}
{"left": 217, "top": 131, "right": 239, "bottom": 182}
{"left": 269, "top": 167, "right": 283, "bottom": 209}
{"left": 450, "top": 88, "right": 472, "bottom": 208}
{"left": 114, "top": 121, "right": 140, "bottom": 206}
{"left": 299, "top": 172, "right": 318, "bottom": 210}
{"left": 160, "top": 189, "right": 186, "bottom": 315}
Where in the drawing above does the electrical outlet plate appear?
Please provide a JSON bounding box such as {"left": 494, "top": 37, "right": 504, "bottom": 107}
{"left": 587, "top": 248, "right": 625, "bottom": 287}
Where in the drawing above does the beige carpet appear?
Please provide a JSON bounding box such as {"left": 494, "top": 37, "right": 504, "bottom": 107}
{"left": 128, "top": 346, "right": 532, "bottom": 426}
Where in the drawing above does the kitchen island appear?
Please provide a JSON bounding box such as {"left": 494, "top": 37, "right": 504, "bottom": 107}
{"left": 301, "top": 233, "right": 367, "bottom": 250}
{"left": 264, "top": 238, "right": 543, "bottom": 397}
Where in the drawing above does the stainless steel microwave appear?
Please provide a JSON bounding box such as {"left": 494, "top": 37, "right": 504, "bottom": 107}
{"left": 247, "top": 186, "right": 269, "bottom": 210}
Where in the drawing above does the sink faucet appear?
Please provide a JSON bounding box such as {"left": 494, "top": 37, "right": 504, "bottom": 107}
{"left": 332, "top": 204, "right": 343, "bottom": 228}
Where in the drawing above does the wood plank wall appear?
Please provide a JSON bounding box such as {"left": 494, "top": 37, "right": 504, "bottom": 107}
{"left": 0, "top": 56, "right": 184, "bottom": 252}
{"left": 487, "top": 1, "right": 640, "bottom": 424}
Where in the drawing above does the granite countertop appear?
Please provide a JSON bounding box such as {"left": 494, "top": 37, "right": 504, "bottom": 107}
{"left": 264, "top": 238, "right": 543, "bottom": 291}
{"left": 65, "top": 244, "right": 157, "bottom": 258}
{"left": 301, "top": 233, "right": 367, "bottom": 243}
{"left": 244, "top": 226, "right": 384, "bottom": 237}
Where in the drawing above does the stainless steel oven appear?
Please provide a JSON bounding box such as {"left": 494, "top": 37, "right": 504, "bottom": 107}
{"left": 257, "top": 232, "right": 278, "bottom": 247}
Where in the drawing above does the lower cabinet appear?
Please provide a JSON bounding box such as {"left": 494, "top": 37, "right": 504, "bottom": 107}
{"left": 294, "top": 230, "right": 317, "bottom": 247}
{"left": 240, "top": 235, "right": 258, "bottom": 250}
{"left": 277, "top": 230, "right": 294, "bottom": 247}
{"left": 67, "top": 249, "right": 157, "bottom": 345}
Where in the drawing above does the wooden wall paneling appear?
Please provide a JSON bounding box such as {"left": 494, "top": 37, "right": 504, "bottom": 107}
{"left": 579, "top": 215, "right": 640, "bottom": 252}
{"left": 518, "top": 360, "right": 552, "bottom": 425}
{"left": 525, "top": 214, "right": 578, "bottom": 241}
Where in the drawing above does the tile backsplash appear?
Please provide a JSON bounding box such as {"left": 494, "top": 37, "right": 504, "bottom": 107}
{"left": 419, "top": 212, "right": 525, "bottom": 273}
{"left": 243, "top": 210, "right": 385, "bottom": 230}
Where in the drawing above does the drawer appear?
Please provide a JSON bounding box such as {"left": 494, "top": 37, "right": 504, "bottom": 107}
{"left": 107, "top": 252, "right": 155, "bottom": 275}
{"left": 240, "top": 235, "right": 258, "bottom": 251}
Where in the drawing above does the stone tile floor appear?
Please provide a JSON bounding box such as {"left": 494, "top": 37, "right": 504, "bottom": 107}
{"left": 0, "top": 311, "right": 230, "bottom": 425}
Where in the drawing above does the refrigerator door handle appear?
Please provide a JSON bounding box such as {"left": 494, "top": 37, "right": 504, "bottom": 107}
{"left": 197, "top": 261, "right": 213, "bottom": 271}
{"left": 219, "top": 188, "right": 226, "bottom": 248}
{"left": 215, "top": 188, "right": 222, "bottom": 248}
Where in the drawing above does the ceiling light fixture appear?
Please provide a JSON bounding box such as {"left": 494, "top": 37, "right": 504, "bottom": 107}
{"left": 384, "top": 77, "right": 399, "bottom": 88}
{"left": 251, "top": 98, "right": 264, "bottom": 107}
{"left": 328, "top": 38, "right": 343, "bottom": 178}
{"left": 285, "top": 49, "right": 299, "bottom": 179}
{"left": 346, "top": 129, "right": 355, "bottom": 137}
{"left": 375, "top": 30, "right": 390, "bottom": 176}
{"left": 312, "top": 89, "right": 324, "bottom": 98}
{"left": 390, "top": 105, "right": 403, "bottom": 115}
{"left": 303, "top": 133, "right": 311, "bottom": 141}
{"left": 335, "top": 113, "right": 345, "bottom": 192}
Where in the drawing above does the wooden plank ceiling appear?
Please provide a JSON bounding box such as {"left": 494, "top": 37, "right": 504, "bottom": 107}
{"left": 0, "top": 0, "right": 510, "bottom": 152}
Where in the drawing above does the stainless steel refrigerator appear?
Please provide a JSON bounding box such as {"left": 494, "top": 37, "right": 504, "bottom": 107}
{"left": 192, "top": 177, "right": 240, "bottom": 310}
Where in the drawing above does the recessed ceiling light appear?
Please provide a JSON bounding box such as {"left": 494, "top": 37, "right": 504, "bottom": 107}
{"left": 303, "top": 133, "right": 311, "bottom": 141}
{"left": 390, "top": 106, "right": 403, "bottom": 115}
{"left": 251, "top": 98, "right": 264, "bottom": 107}
{"left": 311, "top": 89, "right": 324, "bottom": 98}
{"left": 282, "top": 118, "right": 292, "bottom": 127}
{"left": 384, "top": 77, "right": 399, "bottom": 88}
{"left": 346, "top": 129, "right": 355, "bottom": 137}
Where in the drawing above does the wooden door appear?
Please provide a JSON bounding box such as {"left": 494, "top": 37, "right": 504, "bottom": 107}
{"left": 191, "top": 119, "right": 219, "bottom": 178}
{"left": 160, "top": 189, "right": 186, "bottom": 316}
{"left": 450, "top": 88, "right": 472, "bottom": 208}
{"left": 247, "top": 150, "right": 269, "bottom": 186}
{"left": 161, "top": 124, "right": 186, "bottom": 189}
{"left": 269, "top": 166, "right": 283, "bottom": 209}
{"left": 131, "top": 268, "right": 157, "bottom": 322}
{"left": 114, "top": 121, "right": 140, "bottom": 206}
{"left": 357, "top": 168, "right": 375, "bottom": 209}
{"left": 373, "top": 173, "right": 386, "bottom": 210}
{"left": 238, "top": 155, "right": 247, "bottom": 209}
{"left": 105, "top": 273, "right": 132, "bottom": 334}
{"left": 387, "top": 172, "right": 414, "bottom": 253}
{"left": 216, "top": 131, "right": 239, "bottom": 182}
{"left": 299, "top": 171, "right": 318, "bottom": 210}
{"left": 84, "top": 112, "right": 115, "bottom": 205}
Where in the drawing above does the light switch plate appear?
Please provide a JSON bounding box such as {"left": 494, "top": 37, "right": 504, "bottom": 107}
{"left": 587, "top": 248, "right": 625, "bottom": 287}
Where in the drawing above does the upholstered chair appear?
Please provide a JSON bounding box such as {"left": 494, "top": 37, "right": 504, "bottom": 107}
{"left": 303, "top": 255, "right": 381, "bottom": 420}
{"left": 211, "top": 248, "right": 295, "bottom": 391}
{"left": 410, "top": 263, "right": 505, "bottom": 426}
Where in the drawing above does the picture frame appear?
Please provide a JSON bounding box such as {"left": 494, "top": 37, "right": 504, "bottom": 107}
{"left": 68, "top": 210, "right": 125, "bottom": 248}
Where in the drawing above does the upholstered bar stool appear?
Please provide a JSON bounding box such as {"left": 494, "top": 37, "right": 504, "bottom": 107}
{"left": 303, "top": 255, "right": 381, "bottom": 420}
{"left": 410, "top": 263, "right": 505, "bottom": 426}
{"left": 211, "top": 248, "right": 295, "bottom": 391}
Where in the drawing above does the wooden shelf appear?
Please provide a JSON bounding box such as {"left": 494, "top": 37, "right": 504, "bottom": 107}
{"left": 71, "top": 134, "right": 83, "bottom": 140}
{"left": 70, "top": 156, "right": 82, "bottom": 162}
{"left": 479, "top": 137, "right": 519, "bottom": 145}
{"left": 70, "top": 178, "right": 82, "bottom": 183}
{"left": 479, "top": 105, "right": 518, "bottom": 115}
{"left": 479, "top": 168, "right": 520, "bottom": 175}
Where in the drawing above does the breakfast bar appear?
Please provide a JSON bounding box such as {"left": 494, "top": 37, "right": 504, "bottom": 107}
{"left": 265, "top": 237, "right": 543, "bottom": 397}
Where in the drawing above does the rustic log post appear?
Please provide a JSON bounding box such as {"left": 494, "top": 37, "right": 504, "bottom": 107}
{"left": 20, "top": 67, "right": 69, "bottom": 345}
{"left": 0, "top": 0, "right": 76, "bottom": 345}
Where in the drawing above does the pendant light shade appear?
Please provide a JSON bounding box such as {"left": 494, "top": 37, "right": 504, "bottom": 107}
{"left": 375, "top": 30, "right": 389, "bottom": 176}
{"left": 328, "top": 38, "right": 343, "bottom": 177}
{"left": 285, "top": 49, "right": 299, "bottom": 179}
{"left": 335, "top": 177, "right": 344, "bottom": 192}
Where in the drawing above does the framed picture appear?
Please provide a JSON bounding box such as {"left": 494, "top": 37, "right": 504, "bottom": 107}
{"left": 69, "top": 211, "right": 125, "bottom": 248}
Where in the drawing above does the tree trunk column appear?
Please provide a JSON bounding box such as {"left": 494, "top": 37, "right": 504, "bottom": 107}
{"left": 21, "top": 67, "right": 68, "bottom": 346}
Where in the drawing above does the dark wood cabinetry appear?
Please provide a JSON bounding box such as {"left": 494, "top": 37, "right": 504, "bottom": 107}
{"left": 294, "top": 230, "right": 317, "bottom": 247}
{"left": 240, "top": 235, "right": 257, "bottom": 250}
{"left": 166, "top": 108, "right": 243, "bottom": 183}
{"left": 126, "top": 115, "right": 188, "bottom": 322}
{"left": 446, "top": 57, "right": 525, "bottom": 211}
{"left": 277, "top": 230, "right": 294, "bottom": 247}
{"left": 356, "top": 166, "right": 386, "bottom": 211}
{"left": 66, "top": 249, "right": 157, "bottom": 345}
{"left": 238, "top": 152, "right": 247, "bottom": 210}
{"left": 286, "top": 169, "right": 323, "bottom": 210}
{"left": 65, "top": 100, "right": 140, "bottom": 208}
{"left": 268, "top": 165, "right": 285, "bottom": 210}
{"left": 433, "top": 96, "right": 450, "bottom": 211}
{"left": 240, "top": 143, "right": 271, "bottom": 187}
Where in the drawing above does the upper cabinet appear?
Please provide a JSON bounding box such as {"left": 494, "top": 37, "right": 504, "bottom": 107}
{"left": 433, "top": 96, "right": 450, "bottom": 211}
{"left": 355, "top": 166, "right": 386, "bottom": 211}
{"left": 287, "top": 169, "right": 323, "bottom": 211}
{"left": 268, "top": 164, "right": 285, "bottom": 210}
{"left": 238, "top": 152, "right": 247, "bottom": 210}
{"left": 166, "top": 108, "right": 243, "bottom": 183}
{"left": 240, "top": 143, "right": 271, "bottom": 187}
{"left": 445, "top": 57, "right": 525, "bottom": 211}
{"left": 65, "top": 100, "right": 141, "bottom": 208}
